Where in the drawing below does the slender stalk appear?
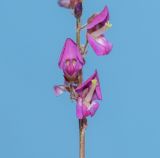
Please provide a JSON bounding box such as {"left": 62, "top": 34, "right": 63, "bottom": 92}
{"left": 76, "top": 17, "right": 87, "bottom": 158}
{"left": 76, "top": 18, "right": 81, "bottom": 46}
{"left": 80, "top": 23, "right": 87, "bottom": 30}
{"left": 83, "top": 40, "right": 88, "bottom": 56}
{"left": 79, "top": 118, "right": 87, "bottom": 158}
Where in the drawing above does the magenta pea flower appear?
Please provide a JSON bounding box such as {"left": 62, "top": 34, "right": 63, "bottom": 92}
{"left": 58, "top": 38, "right": 84, "bottom": 82}
{"left": 87, "top": 6, "right": 112, "bottom": 56}
{"left": 75, "top": 71, "right": 102, "bottom": 119}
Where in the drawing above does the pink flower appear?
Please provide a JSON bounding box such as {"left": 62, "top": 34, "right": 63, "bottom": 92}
{"left": 58, "top": 38, "right": 84, "bottom": 82}
{"left": 58, "top": 0, "right": 82, "bottom": 9}
{"left": 75, "top": 71, "right": 102, "bottom": 119}
{"left": 87, "top": 6, "right": 112, "bottom": 56}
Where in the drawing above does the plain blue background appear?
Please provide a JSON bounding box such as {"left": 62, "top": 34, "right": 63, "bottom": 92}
{"left": 0, "top": 0, "right": 160, "bottom": 158}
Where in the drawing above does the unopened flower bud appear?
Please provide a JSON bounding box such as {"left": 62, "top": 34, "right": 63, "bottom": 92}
{"left": 74, "top": 2, "right": 83, "bottom": 18}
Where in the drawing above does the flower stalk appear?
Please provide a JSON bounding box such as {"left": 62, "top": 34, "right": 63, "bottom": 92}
{"left": 76, "top": 16, "right": 86, "bottom": 158}
{"left": 76, "top": 18, "right": 81, "bottom": 46}
{"left": 79, "top": 118, "right": 87, "bottom": 158}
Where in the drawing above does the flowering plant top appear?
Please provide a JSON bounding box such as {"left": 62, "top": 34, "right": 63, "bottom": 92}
{"left": 54, "top": 1, "right": 112, "bottom": 158}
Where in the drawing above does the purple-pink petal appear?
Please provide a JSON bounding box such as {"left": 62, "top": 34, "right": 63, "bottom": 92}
{"left": 82, "top": 106, "right": 90, "bottom": 117}
{"left": 58, "top": 38, "right": 84, "bottom": 68}
{"left": 87, "top": 6, "right": 109, "bottom": 30}
{"left": 87, "top": 34, "right": 112, "bottom": 56}
{"left": 76, "top": 70, "right": 102, "bottom": 100}
{"left": 58, "top": 0, "right": 70, "bottom": 8}
{"left": 58, "top": 38, "right": 84, "bottom": 78}
{"left": 90, "top": 101, "right": 99, "bottom": 117}
{"left": 54, "top": 85, "right": 66, "bottom": 96}
{"left": 76, "top": 98, "right": 83, "bottom": 119}
{"left": 76, "top": 97, "right": 100, "bottom": 118}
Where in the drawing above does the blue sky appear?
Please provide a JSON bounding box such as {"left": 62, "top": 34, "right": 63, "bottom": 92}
{"left": 0, "top": 0, "right": 160, "bottom": 158}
